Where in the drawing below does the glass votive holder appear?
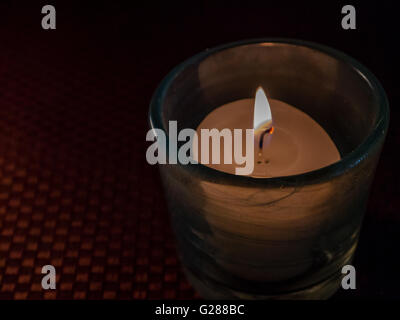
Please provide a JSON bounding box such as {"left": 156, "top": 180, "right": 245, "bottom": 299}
{"left": 148, "top": 39, "right": 389, "bottom": 299}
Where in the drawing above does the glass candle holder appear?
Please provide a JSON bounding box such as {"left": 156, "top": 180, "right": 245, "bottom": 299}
{"left": 149, "top": 39, "right": 389, "bottom": 299}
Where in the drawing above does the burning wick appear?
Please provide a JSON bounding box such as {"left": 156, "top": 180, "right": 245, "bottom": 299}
{"left": 258, "top": 126, "right": 274, "bottom": 153}
{"left": 253, "top": 87, "right": 274, "bottom": 159}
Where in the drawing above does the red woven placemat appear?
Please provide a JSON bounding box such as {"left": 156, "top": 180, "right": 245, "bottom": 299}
{"left": 0, "top": 8, "right": 200, "bottom": 299}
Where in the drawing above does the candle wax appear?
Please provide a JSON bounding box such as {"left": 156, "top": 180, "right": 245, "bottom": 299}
{"left": 196, "top": 98, "right": 341, "bottom": 177}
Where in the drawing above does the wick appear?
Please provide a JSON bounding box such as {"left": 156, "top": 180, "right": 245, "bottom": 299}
{"left": 258, "top": 126, "right": 274, "bottom": 152}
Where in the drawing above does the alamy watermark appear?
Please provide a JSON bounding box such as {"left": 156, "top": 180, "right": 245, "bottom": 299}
{"left": 146, "top": 121, "right": 256, "bottom": 175}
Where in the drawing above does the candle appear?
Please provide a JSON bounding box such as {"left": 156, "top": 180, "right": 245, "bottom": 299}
{"left": 196, "top": 87, "right": 341, "bottom": 177}
{"left": 189, "top": 88, "right": 343, "bottom": 285}
{"left": 188, "top": 87, "right": 343, "bottom": 284}
{"left": 151, "top": 39, "right": 388, "bottom": 299}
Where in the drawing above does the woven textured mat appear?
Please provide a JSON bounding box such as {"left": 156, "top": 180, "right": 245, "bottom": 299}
{"left": 0, "top": 14, "right": 200, "bottom": 299}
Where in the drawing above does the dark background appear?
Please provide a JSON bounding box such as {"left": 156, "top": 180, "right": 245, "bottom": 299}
{"left": 0, "top": 0, "right": 398, "bottom": 299}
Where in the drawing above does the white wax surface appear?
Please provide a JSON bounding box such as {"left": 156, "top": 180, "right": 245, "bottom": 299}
{"left": 196, "top": 98, "right": 341, "bottom": 177}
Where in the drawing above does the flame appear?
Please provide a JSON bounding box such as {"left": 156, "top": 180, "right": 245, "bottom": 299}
{"left": 253, "top": 87, "right": 273, "bottom": 134}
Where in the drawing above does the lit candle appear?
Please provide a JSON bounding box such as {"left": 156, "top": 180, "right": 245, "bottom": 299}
{"left": 196, "top": 87, "right": 341, "bottom": 177}
{"left": 191, "top": 87, "right": 343, "bottom": 283}
{"left": 151, "top": 39, "right": 387, "bottom": 298}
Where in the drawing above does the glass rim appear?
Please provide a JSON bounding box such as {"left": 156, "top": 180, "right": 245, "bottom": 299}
{"left": 149, "top": 38, "right": 390, "bottom": 186}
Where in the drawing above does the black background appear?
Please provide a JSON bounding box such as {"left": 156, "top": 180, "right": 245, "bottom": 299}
{"left": 0, "top": 0, "right": 398, "bottom": 299}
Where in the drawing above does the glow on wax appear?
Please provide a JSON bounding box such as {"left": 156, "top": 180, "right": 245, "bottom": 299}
{"left": 196, "top": 87, "right": 341, "bottom": 177}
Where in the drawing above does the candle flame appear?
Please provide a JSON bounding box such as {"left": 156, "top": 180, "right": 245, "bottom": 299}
{"left": 253, "top": 87, "right": 273, "bottom": 134}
